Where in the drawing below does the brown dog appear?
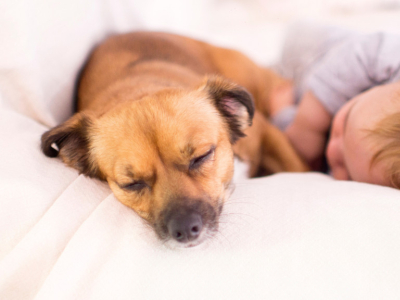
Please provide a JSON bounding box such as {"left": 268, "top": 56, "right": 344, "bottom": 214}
{"left": 41, "top": 32, "right": 307, "bottom": 247}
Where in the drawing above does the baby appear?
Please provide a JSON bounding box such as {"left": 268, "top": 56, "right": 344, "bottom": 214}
{"left": 270, "top": 23, "right": 400, "bottom": 188}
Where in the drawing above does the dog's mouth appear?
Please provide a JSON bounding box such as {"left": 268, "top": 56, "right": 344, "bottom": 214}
{"left": 154, "top": 199, "right": 220, "bottom": 248}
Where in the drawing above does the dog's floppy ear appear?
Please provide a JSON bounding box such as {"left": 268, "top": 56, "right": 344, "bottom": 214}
{"left": 41, "top": 113, "right": 101, "bottom": 178}
{"left": 203, "top": 76, "right": 255, "bottom": 143}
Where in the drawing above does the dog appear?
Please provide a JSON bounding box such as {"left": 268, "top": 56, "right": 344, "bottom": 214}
{"left": 41, "top": 32, "right": 307, "bottom": 247}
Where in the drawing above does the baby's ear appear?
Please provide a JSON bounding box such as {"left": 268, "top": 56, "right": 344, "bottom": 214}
{"left": 41, "top": 113, "right": 101, "bottom": 178}
{"left": 203, "top": 76, "right": 255, "bottom": 143}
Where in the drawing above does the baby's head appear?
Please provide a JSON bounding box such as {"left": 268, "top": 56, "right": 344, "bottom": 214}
{"left": 327, "top": 81, "right": 400, "bottom": 188}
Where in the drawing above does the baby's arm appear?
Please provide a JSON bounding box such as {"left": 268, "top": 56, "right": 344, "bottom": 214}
{"left": 285, "top": 91, "right": 332, "bottom": 167}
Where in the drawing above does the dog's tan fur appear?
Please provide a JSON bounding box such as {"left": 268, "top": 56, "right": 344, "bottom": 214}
{"left": 42, "top": 32, "right": 307, "bottom": 246}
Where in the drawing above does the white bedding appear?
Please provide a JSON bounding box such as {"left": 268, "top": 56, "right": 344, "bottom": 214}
{"left": 1, "top": 0, "right": 400, "bottom": 299}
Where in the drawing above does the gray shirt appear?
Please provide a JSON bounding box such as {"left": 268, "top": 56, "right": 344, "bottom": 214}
{"left": 273, "top": 24, "right": 400, "bottom": 130}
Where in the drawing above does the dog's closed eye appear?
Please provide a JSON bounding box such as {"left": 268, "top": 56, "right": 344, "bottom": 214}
{"left": 122, "top": 180, "right": 148, "bottom": 192}
{"left": 189, "top": 147, "right": 215, "bottom": 170}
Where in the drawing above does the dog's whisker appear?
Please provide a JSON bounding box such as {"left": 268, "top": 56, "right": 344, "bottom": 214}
{"left": 214, "top": 232, "right": 230, "bottom": 246}
{"left": 219, "top": 212, "right": 258, "bottom": 219}
{"left": 218, "top": 232, "right": 232, "bottom": 247}
{"left": 216, "top": 223, "right": 240, "bottom": 230}
{"left": 218, "top": 213, "right": 257, "bottom": 227}
{"left": 211, "top": 227, "right": 232, "bottom": 248}
{"left": 226, "top": 196, "right": 254, "bottom": 201}
{"left": 218, "top": 214, "right": 253, "bottom": 226}
{"left": 223, "top": 200, "right": 255, "bottom": 206}
{"left": 206, "top": 230, "right": 226, "bottom": 248}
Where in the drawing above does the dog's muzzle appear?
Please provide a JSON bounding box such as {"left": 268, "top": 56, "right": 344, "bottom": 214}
{"left": 157, "top": 199, "right": 218, "bottom": 245}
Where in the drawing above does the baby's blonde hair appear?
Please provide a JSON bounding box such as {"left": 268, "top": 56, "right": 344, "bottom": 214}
{"left": 368, "top": 112, "right": 400, "bottom": 188}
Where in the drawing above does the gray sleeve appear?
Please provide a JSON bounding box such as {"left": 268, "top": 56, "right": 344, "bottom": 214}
{"left": 271, "top": 105, "right": 297, "bottom": 131}
{"left": 306, "top": 32, "right": 400, "bottom": 115}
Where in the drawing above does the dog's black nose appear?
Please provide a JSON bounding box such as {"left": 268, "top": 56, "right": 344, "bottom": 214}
{"left": 167, "top": 212, "right": 203, "bottom": 243}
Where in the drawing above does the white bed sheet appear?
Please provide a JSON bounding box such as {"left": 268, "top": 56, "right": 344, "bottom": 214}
{"left": 1, "top": 0, "right": 400, "bottom": 299}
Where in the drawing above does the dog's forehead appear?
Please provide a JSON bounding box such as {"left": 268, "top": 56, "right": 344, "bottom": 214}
{"left": 153, "top": 93, "right": 225, "bottom": 153}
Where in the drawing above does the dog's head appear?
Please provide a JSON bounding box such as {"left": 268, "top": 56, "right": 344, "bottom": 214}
{"left": 41, "top": 76, "right": 254, "bottom": 247}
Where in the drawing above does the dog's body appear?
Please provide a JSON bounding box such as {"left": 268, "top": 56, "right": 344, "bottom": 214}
{"left": 42, "top": 32, "right": 307, "bottom": 247}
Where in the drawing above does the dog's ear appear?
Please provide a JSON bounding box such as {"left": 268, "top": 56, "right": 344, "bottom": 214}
{"left": 203, "top": 76, "right": 255, "bottom": 143}
{"left": 41, "top": 113, "right": 101, "bottom": 178}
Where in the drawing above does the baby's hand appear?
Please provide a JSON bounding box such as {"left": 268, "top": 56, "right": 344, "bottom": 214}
{"left": 285, "top": 91, "right": 332, "bottom": 169}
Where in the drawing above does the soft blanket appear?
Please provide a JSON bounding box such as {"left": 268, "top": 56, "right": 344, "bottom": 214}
{"left": 1, "top": 0, "right": 400, "bottom": 299}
